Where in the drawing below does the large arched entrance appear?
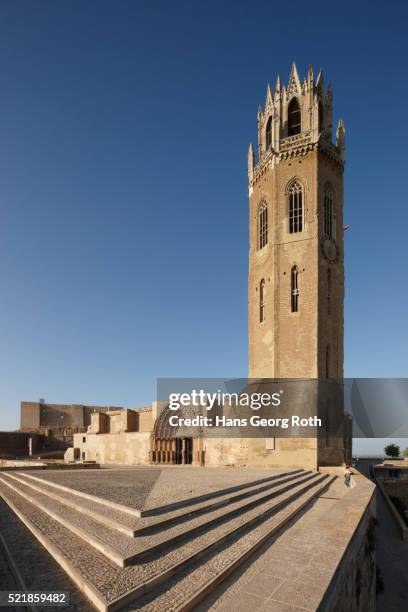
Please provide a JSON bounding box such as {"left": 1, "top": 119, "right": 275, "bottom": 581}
{"left": 149, "top": 403, "right": 200, "bottom": 465}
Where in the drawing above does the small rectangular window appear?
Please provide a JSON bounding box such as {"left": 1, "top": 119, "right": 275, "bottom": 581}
{"left": 291, "top": 267, "right": 299, "bottom": 312}
{"left": 265, "top": 438, "right": 275, "bottom": 450}
{"left": 259, "top": 280, "right": 265, "bottom": 322}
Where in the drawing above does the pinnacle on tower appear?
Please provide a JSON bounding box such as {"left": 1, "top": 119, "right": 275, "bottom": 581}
{"left": 327, "top": 82, "right": 333, "bottom": 100}
{"left": 275, "top": 75, "right": 281, "bottom": 93}
{"left": 247, "top": 143, "right": 255, "bottom": 182}
{"left": 265, "top": 84, "right": 273, "bottom": 109}
{"left": 316, "top": 69, "right": 324, "bottom": 92}
{"left": 336, "top": 118, "right": 346, "bottom": 160}
{"left": 336, "top": 118, "right": 345, "bottom": 136}
{"left": 288, "top": 62, "right": 301, "bottom": 94}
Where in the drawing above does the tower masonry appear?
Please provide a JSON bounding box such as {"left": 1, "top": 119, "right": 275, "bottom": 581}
{"left": 248, "top": 63, "right": 346, "bottom": 381}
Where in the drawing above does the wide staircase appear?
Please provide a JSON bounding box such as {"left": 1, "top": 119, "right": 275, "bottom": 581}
{"left": 0, "top": 469, "right": 335, "bottom": 611}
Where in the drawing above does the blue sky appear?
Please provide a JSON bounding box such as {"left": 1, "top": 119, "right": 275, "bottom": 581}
{"left": 0, "top": 1, "right": 407, "bottom": 453}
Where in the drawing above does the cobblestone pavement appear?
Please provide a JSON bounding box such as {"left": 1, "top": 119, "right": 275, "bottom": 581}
{"left": 0, "top": 541, "right": 19, "bottom": 590}
{"left": 29, "top": 466, "right": 286, "bottom": 512}
{"left": 0, "top": 473, "right": 327, "bottom": 605}
{"left": 0, "top": 499, "right": 92, "bottom": 612}
{"left": 27, "top": 467, "right": 162, "bottom": 511}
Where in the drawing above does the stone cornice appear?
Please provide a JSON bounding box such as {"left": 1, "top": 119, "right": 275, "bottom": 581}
{"left": 250, "top": 133, "right": 343, "bottom": 188}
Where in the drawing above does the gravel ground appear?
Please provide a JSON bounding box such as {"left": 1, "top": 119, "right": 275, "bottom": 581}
{"left": 0, "top": 473, "right": 326, "bottom": 605}
{"left": 0, "top": 499, "right": 92, "bottom": 612}
{"left": 27, "top": 467, "right": 288, "bottom": 512}
{"left": 0, "top": 471, "right": 313, "bottom": 562}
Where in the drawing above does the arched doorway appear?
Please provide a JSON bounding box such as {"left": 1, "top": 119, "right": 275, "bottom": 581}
{"left": 149, "top": 403, "right": 198, "bottom": 465}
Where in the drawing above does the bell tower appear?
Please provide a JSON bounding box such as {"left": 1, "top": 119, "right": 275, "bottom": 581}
{"left": 248, "top": 63, "right": 346, "bottom": 382}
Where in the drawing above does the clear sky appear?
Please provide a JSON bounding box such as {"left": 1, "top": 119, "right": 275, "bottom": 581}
{"left": 0, "top": 1, "right": 407, "bottom": 453}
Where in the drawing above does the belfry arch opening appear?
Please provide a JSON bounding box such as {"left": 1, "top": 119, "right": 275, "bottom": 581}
{"left": 288, "top": 98, "right": 301, "bottom": 136}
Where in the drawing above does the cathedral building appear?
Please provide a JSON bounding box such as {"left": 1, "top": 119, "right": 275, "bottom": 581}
{"left": 58, "top": 63, "right": 352, "bottom": 470}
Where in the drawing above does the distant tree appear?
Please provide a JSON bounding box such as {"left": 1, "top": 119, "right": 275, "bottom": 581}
{"left": 384, "top": 443, "right": 400, "bottom": 458}
{"left": 403, "top": 447, "right": 408, "bottom": 458}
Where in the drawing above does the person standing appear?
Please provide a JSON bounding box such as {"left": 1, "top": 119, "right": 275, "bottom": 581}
{"left": 344, "top": 465, "right": 351, "bottom": 487}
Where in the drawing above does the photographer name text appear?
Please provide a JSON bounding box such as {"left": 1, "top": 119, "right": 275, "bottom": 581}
{"left": 167, "top": 415, "right": 322, "bottom": 428}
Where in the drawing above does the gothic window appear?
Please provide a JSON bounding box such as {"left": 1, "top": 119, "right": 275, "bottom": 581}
{"left": 258, "top": 201, "right": 268, "bottom": 249}
{"left": 325, "top": 345, "right": 330, "bottom": 378}
{"left": 324, "top": 188, "right": 335, "bottom": 239}
{"left": 266, "top": 116, "right": 272, "bottom": 150}
{"left": 288, "top": 181, "right": 303, "bottom": 233}
{"left": 318, "top": 102, "right": 324, "bottom": 133}
{"left": 288, "top": 98, "right": 301, "bottom": 136}
{"left": 327, "top": 268, "right": 331, "bottom": 315}
{"left": 260, "top": 279, "right": 265, "bottom": 322}
{"left": 291, "top": 266, "right": 299, "bottom": 313}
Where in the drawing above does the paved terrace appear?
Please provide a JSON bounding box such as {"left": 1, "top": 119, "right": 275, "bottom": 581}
{"left": 29, "top": 466, "right": 290, "bottom": 513}
{"left": 0, "top": 466, "right": 376, "bottom": 611}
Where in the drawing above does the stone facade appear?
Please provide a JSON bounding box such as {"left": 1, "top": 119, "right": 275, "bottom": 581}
{"left": 248, "top": 63, "right": 344, "bottom": 380}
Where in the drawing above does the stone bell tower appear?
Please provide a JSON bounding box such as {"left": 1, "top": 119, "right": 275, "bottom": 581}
{"left": 248, "top": 63, "right": 346, "bottom": 382}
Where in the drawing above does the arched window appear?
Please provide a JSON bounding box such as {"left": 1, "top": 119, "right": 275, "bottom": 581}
{"left": 288, "top": 181, "right": 303, "bottom": 233}
{"left": 259, "top": 279, "right": 265, "bottom": 322}
{"left": 288, "top": 98, "right": 301, "bottom": 136}
{"left": 266, "top": 116, "right": 272, "bottom": 150}
{"left": 318, "top": 102, "right": 324, "bottom": 133}
{"left": 324, "top": 188, "right": 335, "bottom": 239}
{"left": 291, "top": 266, "right": 299, "bottom": 312}
{"left": 258, "top": 201, "right": 268, "bottom": 249}
{"left": 327, "top": 268, "right": 331, "bottom": 315}
{"left": 325, "top": 345, "right": 330, "bottom": 378}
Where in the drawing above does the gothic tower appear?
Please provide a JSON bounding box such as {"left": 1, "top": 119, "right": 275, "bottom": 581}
{"left": 248, "top": 63, "right": 346, "bottom": 382}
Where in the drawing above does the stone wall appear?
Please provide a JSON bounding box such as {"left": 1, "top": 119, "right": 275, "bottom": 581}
{"left": 20, "top": 402, "right": 127, "bottom": 432}
{"left": 73, "top": 431, "right": 151, "bottom": 464}
{"left": 316, "top": 476, "right": 376, "bottom": 611}
{"left": 202, "top": 437, "right": 319, "bottom": 470}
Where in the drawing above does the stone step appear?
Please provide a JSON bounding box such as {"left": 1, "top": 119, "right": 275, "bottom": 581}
{"left": 0, "top": 471, "right": 318, "bottom": 567}
{"left": 128, "top": 475, "right": 337, "bottom": 611}
{"left": 9, "top": 469, "right": 305, "bottom": 537}
{"left": 0, "top": 472, "right": 334, "bottom": 612}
